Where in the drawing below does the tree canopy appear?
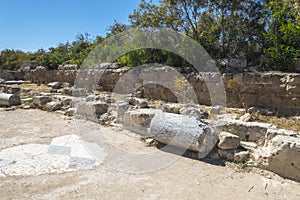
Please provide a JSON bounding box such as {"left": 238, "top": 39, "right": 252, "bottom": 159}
{"left": 0, "top": 0, "right": 299, "bottom": 72}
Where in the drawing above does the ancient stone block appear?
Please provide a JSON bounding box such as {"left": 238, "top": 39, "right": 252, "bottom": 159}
{"left": 217, "top": 132, "right": 240, "bottom": 150}
{"left": 32, "top": 96, "right": 52, "bottom": 107}
{"left": 254, "top": 135, "right": 300, "bottom": 182}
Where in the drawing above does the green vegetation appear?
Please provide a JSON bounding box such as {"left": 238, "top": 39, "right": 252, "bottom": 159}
{"left": 0, "top": 0, "right": 299, "bottom": 72}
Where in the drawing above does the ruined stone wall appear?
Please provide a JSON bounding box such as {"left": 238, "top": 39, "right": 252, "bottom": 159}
{"left": 23, "top": 70, "right": 78, "bottom": 84}
{"left": 0, "top": 70, "right": 24, "bottom": 80}
{"left": 1, "top": 67, "right": 299, "bottom": 116}
{"left": 141, "top": 71, "right": 300, "bottom": 116}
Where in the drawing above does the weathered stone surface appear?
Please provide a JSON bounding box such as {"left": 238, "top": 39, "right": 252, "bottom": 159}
{"left": 217, "top": 149, "right": 235, "bottom": 161}
{"left": 126, "top": 97, "right": 148, "bottom": 108}
{"left": 58, "top": 64, "right": 78, "bottom": 71}
{"left": 123, "top": 109, "right": 157, "bottom": 137}
{"left": 50, "top": 88, "right": 58, "bottom": 93}
{"left": 240, "top": 141, "right": 258, "bottom": 151}
{"left": 115, "top": 101, "right": 130, "bottom": 123}
{"left": 65, "top": 108, "right": 77, "bottom": 117}
{"left": 21, "top": 97, "right": 33, "bottom": 105}
{"left": 32, "top": 96, "right": 52, "bottom": 107}
{"left": 234, "top": 151, "right": 249, "bottom": 162}
{"left": 47, "top": 82, "right": 63, "bottom": 89}
{"left": 99, "top": 112, "right": 115, "bottom": 125}
{"left": 216, "top": 114, "right": 238, "bottom": 120}
{"left": 222, "top": 120, "right": 276, "bottom": 144}
{"left": 7, "top": 85, "right": 20, "bottom": 94}
{"left": 77, "top": 101, "right": 109, "bottom": 119}
{"left": 162, "top": 103, "right": 181, "bottom": 114}
{"left": 217, "top": 132, "right": 240, "bottom": 150}
{"left": 239, "top": 113, "right": 253, "bottom": 122}
{"left": 93, "top": 102, "right": 109, "bottom": 115}
{"left": 62, "top": 87, "right": 73, "bottom": 96}
{"left": 265, "top": 128, "right": 299, "bottom": 141}
{"left": 150, "top": 112, "right": 218, "bottom": 157}
{"left": 0, "top": 135, "right": 99, "bottom": 176}
{"left": 145, "top": 138, "right": 155, "bottom": 147}
{"left": 4, "top": 66, "right": 300, "bottom": 116}
{"left": 62, "top": 97, "right": 73, "bottom": 107}
{"left": 45, "top": 101, "right": 62, "bottom": 112}
{"left": 0, "top": 93, "right": 21, "bottom": 106}
{"left": 179, "top": 106, "right": 208, "bottom": 119}
{"left": 253, "top": 135, "right": 300, "bottom": 182}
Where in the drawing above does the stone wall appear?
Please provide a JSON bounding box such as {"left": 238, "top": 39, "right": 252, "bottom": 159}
{"left": 23, "top": 69, "right": 78, "bottom": 84}
{"left": 0, "top": 70, "right": 24, "bottom": 81}
{"left": 1, "top": 66, "right": 299, "bottom": 116}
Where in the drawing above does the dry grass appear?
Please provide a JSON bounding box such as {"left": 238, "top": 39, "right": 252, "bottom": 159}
{"left": 20, "top": 84, "right": 51, "bottom": 93}
{"left": 255, "top": 115, "right": 300, "bottom": 132}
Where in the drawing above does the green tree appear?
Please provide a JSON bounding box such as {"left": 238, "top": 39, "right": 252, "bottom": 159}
{"left": 38, "top": 43, "right": 71, "bottom": 69}
{"left": 262, "top": 0, "right": 300, "bottom": 71}
{"left": 69, "top": 33, "right": 93, "bottom": 66}
{"left": 0, "top": 49, "right": 28, "bottom": 70}
{"left": 129, "top": 0, "right": 266, "bottom": 60}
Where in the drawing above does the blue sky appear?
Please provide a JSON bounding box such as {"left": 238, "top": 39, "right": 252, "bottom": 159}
{"left": 0, "top": 0, "right": 141, "bottom": 52}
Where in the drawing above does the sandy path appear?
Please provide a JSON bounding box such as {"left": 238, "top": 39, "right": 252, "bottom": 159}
{"left": 0, "top": 109, "right": 299, "bottom": 200}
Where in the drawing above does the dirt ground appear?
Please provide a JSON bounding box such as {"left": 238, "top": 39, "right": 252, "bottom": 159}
{"left": 0, "top": 109, "right": 299, "bottom": 200}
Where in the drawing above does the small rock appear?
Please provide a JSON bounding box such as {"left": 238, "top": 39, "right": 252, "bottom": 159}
{"left": 50, "top": 88, "right": 58, "bottom": 93}
{"left": 127, "top": 97, "right": 148, "bottom": 108}
{"left": 47, "top": 82, "right": 63, "bottom": 89}
{"left": 145, "top": 138, "right": 155, "bottom": 147}
{"left": 62, "top": 97, "right": 73, "bottom": 107}
{"left": 62, "top": 82, "right": 71, "bottom": 88}
{"left": 99, "top": 113, "right": 115, "bottom": 125}
{"left": 4, "top": 107, "right": 16, "bottom": 111}
{"left": 239, "top": 113, "right": 253, "bottom": 122}
{"left": 21, "top": 98, "right": 33, "bottom": 105}
{"left": 45, "top": 101, "right": 62, "bottom": 112}
{"left": 218, "top": 132, "right": 240, "bottom": 150}
{"left": 62, "top": 87, "right": 73, "bottom": 96}
{"left": 7, "top": 85, "right": 20, "bottom": 94}
{"left": 33, "top": 96, "right": 52, "bottom": 107}
{"left": 86, "top": 95, "right": 96, "bottom": 102}
{"left": 65, "top": 108, "right": 77, "bottom": 117}
{"left": 162, "top": 103, "right": 181, "bottom": 114}
{"left": 234, "top": 151, "right": 249, "bottom": 162}
{"left": 247, "top": 107, "right": 258, "bottom": 114}
{"left": 22, "top": 105, "right": 31, "bottom": 109}
{"left": 22, "top": 88, "right": 32, "bottom": 93}
{"left": 240, "top": 141, "right": 258, "bottom": 151}
{"left": 179, "top": 106, "right": 208, "bottom": 119}
{"left": 217, "top": 114, "right": 237, "bottom": 120}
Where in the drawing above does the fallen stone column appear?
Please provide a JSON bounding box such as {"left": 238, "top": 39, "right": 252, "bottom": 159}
{"left": 150, "top": 112, "right": 218, "bottom": 158}
{"left": 0, "top": 93, "right": 21, "bottom": 106}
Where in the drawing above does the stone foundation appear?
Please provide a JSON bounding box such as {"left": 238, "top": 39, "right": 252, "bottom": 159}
{"left": 1, "top": 65, "right": 299, "bottom": 116}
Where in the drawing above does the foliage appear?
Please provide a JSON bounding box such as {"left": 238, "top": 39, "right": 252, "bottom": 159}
{"left": 0, "top": 49, "right": 29, "bottom": 70}
{"left": 262, "top": 0, "right": 300, "bottom": 71}
{"left": 1, "top": 0, "right": 299, "bottom": 72}
{"left": 129, "top": 0, "right": 266, "bottom": 60}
